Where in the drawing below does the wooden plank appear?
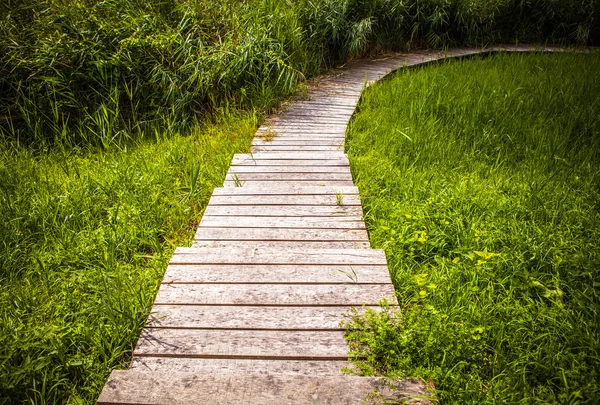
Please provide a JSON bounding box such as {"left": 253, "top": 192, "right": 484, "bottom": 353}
{"left": 171, "top": 247, "right": 386, "bottom": 265}
{"left": 162, "top": 264, "right": 390, "bottom": 284}
{"left": 251, "top": 145, "right": 344, "bottom": 152}
{"left": 154, "top": 283, "right": 396, "bottom": 306}
{"left": 278, "top": 111, "right": 354, "bottom": 118}
{"left": 98, "top": 370, "right": 432, "bottom": 405}
{"left": 129, "top": 357, "right": 353, "bottom": 376}
{"left": 192, "top": 240, "right": 371, "bottom": 249}
{"left": 227, "top": 165, "right": 350, "bottom": 173}
{"left": 211, "top": 186, "right": 358, "bottom": 195}
{"left": 146, "top": 305, "right": 382, "bottom": 329}
{"left": 232, "top": 152, "right": 347, "bottom": 160}
{"left": 223, "top": 180, "right": 356, "bottom": 188}
{"left": 257, "top": 126, "right": 348, "bottom": 134}
{"left": 255, "top": 132, "right": 347, "bottom": 138}
{"left": 232, "top": 159, "right": 348, "bottom": 166}
{"left": 199, "top": 216, "right": 365, "bottom": 229}
{"left": 269, "top": 117, "right": 351, "bottom": 124}
{"left": 208, "top": 194, "right": 361, "bottom": 205}
{"left": 259, "top": 123, "right": 348, "bottom": 129}
{"left": 294, "top": 101, "right": 357, "bottom": 109}
{"left": 225, "top": 172, "right": 353, "bottom": 181}
{"left": 195, "top": 227, "right": 366, "bottom": 241}
{"left": 134, "top": 329, "right": 348, "bottom": 359}
{"left": 203, "top": 204, "right": 362, "bottom": 216}
{"left": 252, "top": 139, "right": 345, "bottom": 146}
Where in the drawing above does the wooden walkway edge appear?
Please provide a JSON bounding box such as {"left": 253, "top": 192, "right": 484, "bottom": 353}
{"left": 98, "top": 45, "right": 583, "bottom": 405}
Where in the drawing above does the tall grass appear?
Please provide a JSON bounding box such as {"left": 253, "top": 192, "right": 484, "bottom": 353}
{"left": 344, "top": 52, "right": 600, "bottom": 403}
{"left": 1, "top": 0, "right": 598, "bottom": 146}
{"left": 0, "top": 111, "right": 257, "bottom": 404}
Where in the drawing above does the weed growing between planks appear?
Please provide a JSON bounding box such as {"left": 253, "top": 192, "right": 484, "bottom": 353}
{"left": 344, "top": 52, "right": 600, "bottom": 403}
{"left": 0, "top": 111, "right": 257, "bottom": 404}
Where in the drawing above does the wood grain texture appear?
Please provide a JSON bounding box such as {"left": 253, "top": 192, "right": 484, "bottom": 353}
{"left": 99, "top": 370, "right": 433, "bottom": 405}
{"left": 251, "top": 145, "right": 344, "bottom": 152}
{"left": 170, "top": 247, "right": 387, "bottom": 265}
{"left": 134, "top": 329, "right": 348, "bottom": 359}
{"left": 199, "top": 216, "right": 365, "bottom": 229}
{"left": 162, "top": 264, "right": 390, "bottom": 284}
{"left": 194, "top": 227, "right": 367, "bottom": 240}
{"left": 223, "top": 180, "right": 356, "bottom": 188}
{"left": 211, "top": 186, "right": 358, "bottom": 195}
{"left": 232, "top": 152, "right": 348, "bottom": 160}
{"left": 128, "top": 357, "right": 353, "bottom": 375}
{"left": 232, "top": 158, "right": 349, "bottom": 166}
{"left": 203, "top": 204, "right": 361, "bottom": 216}
{"left": 153, "top": 283, "right": 396, "bottom": 306}
{"left": 192, "top": 240, "right": 371, "bottom": 249}
{"left": 146, "top": 305, "right": 380, "bottom": 329}
{"left": 227, "top": 165, "right": 350, "bottom": 173}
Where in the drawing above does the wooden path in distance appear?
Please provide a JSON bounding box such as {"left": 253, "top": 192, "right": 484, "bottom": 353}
{"left": 98, "top": 45, "right": 569, "bottom": 405}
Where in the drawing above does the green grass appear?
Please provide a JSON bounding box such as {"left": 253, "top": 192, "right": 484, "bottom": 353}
{"left": 344, "top": 52, "right": 600, "bottom": 404}
{"left": 0, "top": 111, "right": 257, "bottom": 404}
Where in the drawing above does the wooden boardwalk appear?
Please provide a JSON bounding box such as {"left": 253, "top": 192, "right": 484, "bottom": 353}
{"left": 98, "top": 45, "right": 564, "bottom": 404}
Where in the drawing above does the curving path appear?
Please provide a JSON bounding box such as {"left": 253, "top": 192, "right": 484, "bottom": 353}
{"left": 98, "top": 45, "right": 578, "bottom": 404}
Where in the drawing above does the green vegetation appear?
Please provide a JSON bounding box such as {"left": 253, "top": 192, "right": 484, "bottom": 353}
{"left": 0, "top": 112, "right": 257, "bottom": 403}
{"left": 344, "top": 52, "right": 600, "bottom": 403}
{"left": 1, "top": 0, "right": 598, "bottom": 146}
{"left": 2, "top": 0, "right": 599, "bottom": 403}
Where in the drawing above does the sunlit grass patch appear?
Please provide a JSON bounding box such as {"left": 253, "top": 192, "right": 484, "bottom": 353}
{"left": 345, "top": 52, "right": 600, "bottom": 403}
{"left": 0, "top": 111, "right": 256, "bottom": 404}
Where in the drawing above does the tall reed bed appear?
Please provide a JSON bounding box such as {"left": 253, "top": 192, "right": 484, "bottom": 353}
{"left": 1, "top": 0, "right": 598, "bottom": 146}
{"left": 345, "top": 52, "right": 600, "bottom": 403}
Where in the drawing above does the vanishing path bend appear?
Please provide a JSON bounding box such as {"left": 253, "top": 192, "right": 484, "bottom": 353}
{"left": 98, "top": 45, "right": 572, "bottom": 405}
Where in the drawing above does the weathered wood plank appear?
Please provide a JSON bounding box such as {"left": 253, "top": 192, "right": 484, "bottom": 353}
{"left": 232, "top": 158, "right": 348, "bottom": 166}
{"left": 162, "top": 264, "right": 390, "bottom": 284}
{"left": 278, "top": 111, "right": 354, "bottom": 118}
{"left": 129, "top": 357, "right": 353, "bottom": 376}
{"left": 211, "top": 186, "right": 359, "bottom": 195}
{"left": 199, "top": 216, "right": 365, "bottom": 229}
{"left": 171, "top": 247, "right": 386, "bottom": 265}
{"left": 226, "top": 172, "right": 353, "bottom": 181}
{"left": 192, "top": 240, "right": 371, "bottom": 249}
{"left": 255, "top": 133, "right": 347, "bottom": 139}
{"left": 259, "top": 123, "right": 349, "bottom": 129}
{"left": 223, "top": 180, "right": 356, "bottom": 187}
{"left": 268, "top": 117, "right": 351, "bottom": 124}
{"left": 227, "top": 165, "right": 350, "bottom": 173}
{"left": 134, "top": 329, "right": 348, "bottom": 359}
{"left": 233, "top": 152, "right": 347, "bottom": 160}
{"left": 154, "top": 283, "right": 395, "bottom": 306}
{"left": 256, "top": 127, "right": 347, "bottom": 134}
{"left": 195, "top": 227, "right": 366, "bottom": 241}
{"left": 251, "top": 145, "right": 344, "bottom": 152}
{"left": 251, "top": 139, "right": 345, "bottom": 146}
{"left": 99, "top": 370, "right": 432, "bottom": 405}
{"left": 208, "top": 194, "right": 361, "bottom": 205}
{"left": 203, "top": 204, "right": 362, "bottom": 216}
{"left": 146, "top": 305, "right": 380, "bottom": 329}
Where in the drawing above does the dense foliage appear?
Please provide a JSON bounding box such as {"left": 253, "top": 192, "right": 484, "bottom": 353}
{"left": 345, "top": 52, "right": 600, "bottom": 403}
{"left": 1, "top": 0, "right": 599, "bottom": 146}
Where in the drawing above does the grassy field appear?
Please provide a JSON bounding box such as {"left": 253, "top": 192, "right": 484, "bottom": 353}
{"left": 344, "top": 52, "right": 600, "bottom": 403}
{"left": 0, "top": 112, "right": 257, "bottom": 404}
